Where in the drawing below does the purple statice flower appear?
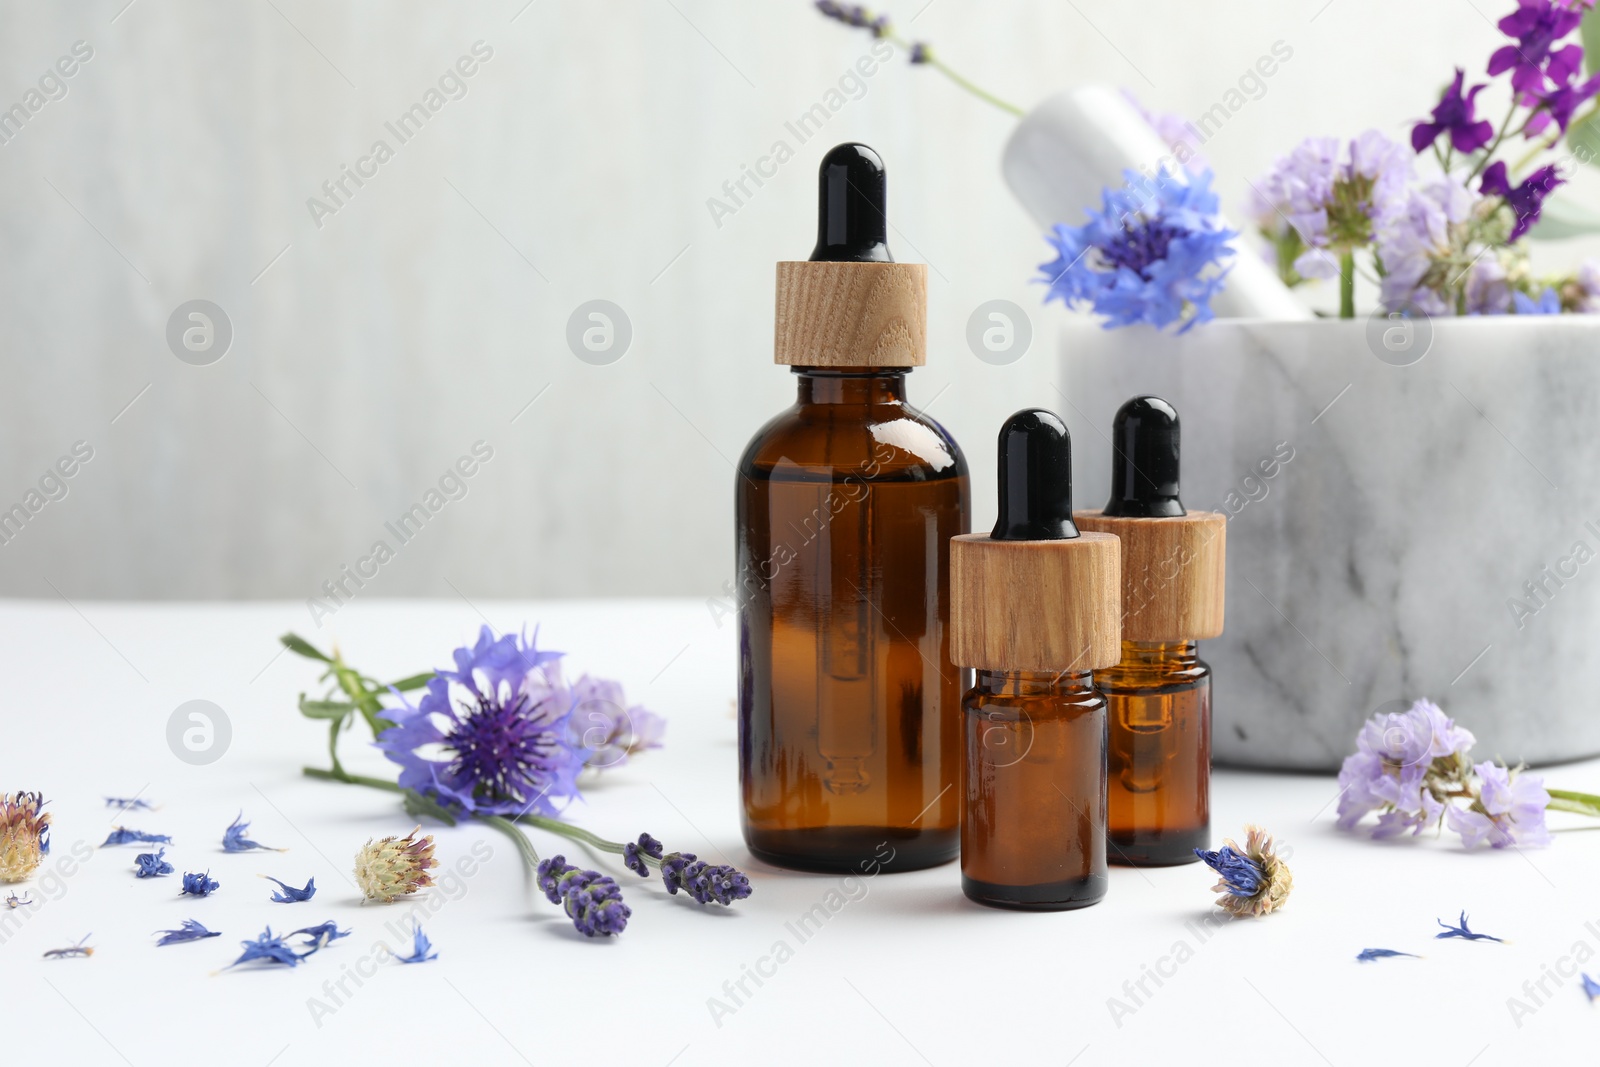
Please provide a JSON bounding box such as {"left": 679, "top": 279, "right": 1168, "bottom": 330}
{"left": 222, "top": 813, "right": 284, "bottom": 853}
{"left": 289, "top": 921, "right": 350, "bottom": 950}
{"left": 394, "top": 922, "right": 438, "bottom": 963}
{"left": 1446, "top": 762, "right": 1552, "bottom": 849}
{"left": 376, "top": 626, "right": 584, "bottom": 818}
{"left": 1253, "top": 132, "right": 1411, "bottom": 281}
{"left": 1376, "top": 177, "right": 1478, "bottom": 314}
{"left": 155, "top": 920, "right": 221, "bottom": 947}
{"left": 537, "top": 855, "right": 631, "bottom": 937}
{"left": 224, "top": 927, "right": 304, "bottom": 969}
{"left": 1465, "top": 255, "right": 1516, "bottom": 314}
{"left": 102, "top": 827, "right": 170, "bottom": 847}
{"left": 1435, "top": 910, "right": 1506, "bottom": 942}
{"left": 1514, "top": 287, "right": 1562, "bottom": 314}
{"left": 1480, "top": 162, "right": 1564, "bottom": 241}
{"left": 565, "top": 672, "right": 666, "bottom": 770}
{"left": 1356, "top": 948, "right": 1419, "bottom": 962}
{"left": 1412, "top": 69, "right": 1495, "bottom": 153}
{"left": 1488, "top": 0, "right": 1589, "bottom": 94}
{"left": 1122, "top": 89, "right": 1209, "bottom": 173}
{"left": 1040, "top": 167, "right": 1235, "bottom": 333}
{"left": 133, "top": 848, "right": 174, "bottom": 878}
{"left": 181, "top": 870, "right": 220, "bottom": 897}
{"left": 660, "top": 851, "right": 754, "bottom": 906}
{"left": 1336, "top": 698, "right": 1476, "bottom": 837}
{"left": 1583, "top": 973, "right": 1600, "bottom": 1002}
{"left": 43, "top": 935, "right": 93, "bottom": 960}
{"left": 623, "top": 832, "right": 664, "bottom": 877}
{"left": 263, "top": 875, "right": 316, "bottom": 903}
{"left": 1561, "top": 259, "right": 1600, "bottom": 311}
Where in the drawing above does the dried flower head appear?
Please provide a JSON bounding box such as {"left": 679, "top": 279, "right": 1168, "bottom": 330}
{"left": 0, "top": 791, "right": 51, "bottom": 883}
{"left": 355, "top": 826, "right": 437, "bottom": 904}
{"left": 1196, "top": 825, "right": 1293, "bottom": 918}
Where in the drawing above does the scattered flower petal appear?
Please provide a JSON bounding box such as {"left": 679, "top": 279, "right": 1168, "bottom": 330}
{"left": 1436, "top": 911, "right": 1505, "bottom": 942}
{"left": 223, "top": 812, "right": 284, "bottom": 853}
{"left": 181, "top": 871, "right": 220, "bottom": 897}
{"left": 43, "top": 935, "right": 93, "bottom": 960}
{"left": 102, "top": 827, "right": 171, "bottom": 847}
{"left": 1582, "top": 973, "right": 1600, "bottom": 1003}
{"left": 289, "top": 921, "right": 351, "bottom": 950}
{"left": 104, "top": 796, "right": 156, "bottom": 811}
{"left": 1195, "top": 825, "right": 1292, "bottom": 917}
{"left": 134, "top": 848, "right": 174, "bottom": 878}
{"left": 223, "top": 927, "right": 303, "bottom": 969}
{"left": 1356, "top": 948, "right": 1419, "bottom": 962}
{"left": 354, "top": 827, "right": 437, "bottom": 904}
{"left": 1, "top": 792, "right": 51, "bottom": 882}
{"left": 4, "top": 891, "right": 33, "bottom": 909}
{"left": 156, "top": 920, "right": 221, "bottom": 946}
{"left": 394, "top": 922, "right": 438, "bottom": 964}
{"left": 262, "top": 875, "right": 316, "bottom": 903}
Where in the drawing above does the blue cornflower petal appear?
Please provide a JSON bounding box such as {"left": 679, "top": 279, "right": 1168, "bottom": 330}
{"left": 102, "top": 827, "right": 171, "bottom": 847}
{"left": 223, "top": 812, "right": 284, "bottom": 852}
{"left": 262, "top": 875, "right": 316, "bottom": 903}
{"left": 394, "top": 922, "right": 438, "bottom": 964}
{"left": 155, "top": 920, "right": 221, "bottom": 946}
{"left": 1356, "top": 948, "right": 1419, "bottom": 962}
{"left": 43, "top": 935, "right": 93, "bottom": 960}
{"left": 133, "top": 848, "right": 175, "bottom": 878}
{"left": 1194, "top": 845, "right": 1265, "bottom": 897}
{"left": 1436, "top": 911, "right": 1505, "bottom": 943}
{"left": 1582, "top": 973, "right": 1600, "bottom": 1003}
{"left": 104, "top": 796, "right": 156, "bottom": 811}
{"left": 223, "top": 927, "right": 304, "bottom": 969}
{"left": 181, "top": 871, "right": 220, "bottom": 897}
{"left": 289, "top": 921, "right": 351, "bottom": 951}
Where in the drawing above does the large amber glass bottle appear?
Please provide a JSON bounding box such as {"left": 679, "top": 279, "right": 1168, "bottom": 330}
{"left": 736, "top": 144, "right": 969, "bottom": 873}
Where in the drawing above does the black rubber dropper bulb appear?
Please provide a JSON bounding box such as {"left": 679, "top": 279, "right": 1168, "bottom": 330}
{"left": 809, "top": 143, "right": 893, "bottom": 263}
{"left": 1103, "top": 396, "right": 1186, "bottom": 518}
{"left": 992, "top": 409, "right": 1080, "bottom": 541}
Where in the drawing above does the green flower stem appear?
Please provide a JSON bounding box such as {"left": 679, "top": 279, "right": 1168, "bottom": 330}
{"left": 1510, "top": 100, "right": 1600, "bottom": 175}
{"left": 1339, "top": 250, "right": 1356, "bottom": 319}
{"left": 1546, "top": 788, "right": 1600, "bottom": 818}
{"left": 516, "top": 813, "right": 663, "bottom": 869}
{"left": 1466, "top": 101, "right": 1522, "bottom": 183}
{"left": 883, "top": 35, "right": 1023, "bottom": 118}
{"left": 480, "top": 814, "right": 541, "bottom": 870}
{"left": 303, "top": 766, "right": 401, "bottom": 792}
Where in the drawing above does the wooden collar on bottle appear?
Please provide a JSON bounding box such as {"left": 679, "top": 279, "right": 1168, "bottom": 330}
{"left": 950, "top": 532, "right": 1122, "bottom": 673}
{"left": 774, "top": 261, "right": 926, "bottom": 367}
{"left": 1073, "top": 510, "right": 1226, "bottom": 642}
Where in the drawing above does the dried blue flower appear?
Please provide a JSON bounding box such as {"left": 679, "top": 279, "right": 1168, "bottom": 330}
{"left": 104, "top": 796, "right": 155, "bottom": 811}
{"left": 1436, "top": 911, "right": 1504, "bottom": 943}
{"left": 1356, "top": 948, "right": 1419, "bottom": 962}
{"left": 223, "top": 927, "right": 303, "bottom": 969}
{"left": 1195, "top": 827, "right": 1293, "bottom": 917}
{"left": 1583, "top": 973, "right": 1600, "bottom": 1003}
{"left": 223, "top": 812, "right": 284, "bottom": 853}
{"left": 43, "top": 934, "right": 93, "bottom": 959}
{"left": 181, "top": 870, "right": 220, "bottom": 897}
{"left": 134, "top": 848, "right": 174, "bottom": 878}
{"left": 289, "top": 921, "right": 350, "bottom": 950}
{"left": 262, "top": 875, "right": 316, "bottom": 903}
{"left": 155, "top": 920, "right": 221, "bottom": 946}
{"left": 660, "top": 851, "right": 754, "bottom": 906}
{"left": 537, "top": 855, "right": 631, "bottom": 937}
{"left": 1195, "top": 845, "right": 1264, "bottom": 896}
{"left": 4, "top": 891, "right": 33, "bottom": 909}
{"left": 394, "top": 922, "right": 438, "bottom": 963}
{"left": 623, "top": 832, "right": 664, "bottom": 877}
{"left": 102, "top": 827, "right": 171, "bottom": 847}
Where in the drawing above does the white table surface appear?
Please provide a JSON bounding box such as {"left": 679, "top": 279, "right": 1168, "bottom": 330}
{"left": 2, "top": 598, "right": 1597, "bottom": 1065}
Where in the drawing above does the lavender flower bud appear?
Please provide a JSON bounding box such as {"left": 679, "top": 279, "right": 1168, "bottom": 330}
{"left": 623, "top": 832, "right": 664, "bottom": 877}
{"left": 660, "top": 851, "right": 753, "bottom": 906}
{"left": 537, "top": 855, "right": 630, "bottom": 936}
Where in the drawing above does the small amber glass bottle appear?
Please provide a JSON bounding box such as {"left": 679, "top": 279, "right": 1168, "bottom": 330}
{"left": 736, "top": 144, "right": 970, "bottom": 874}
{"left": 950, "top": 410, "right": 1121, "bottom": 910}
{"left": 1077, "top": 397, "right": 1225, "bottom": 867}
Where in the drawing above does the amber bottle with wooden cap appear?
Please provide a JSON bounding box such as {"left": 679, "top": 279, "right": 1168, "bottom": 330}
{"left": 1076, "top": 397, "right": 1225, "bottom": 867}
{"left": 736, "top": 143, "right": 970, "bottom": 874}
{"left": 950, "top": 409, "right": 1120, "bottom": 909}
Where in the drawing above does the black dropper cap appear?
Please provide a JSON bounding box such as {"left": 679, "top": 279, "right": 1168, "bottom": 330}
{"left": 992, "top": 409, "right": 1079, "bottom": 541}
{"left": 809, "top": 143, "right": 893, "bottom": 263}
{"left": 1103, "top": 396, "right": 1185, "bottom": 518}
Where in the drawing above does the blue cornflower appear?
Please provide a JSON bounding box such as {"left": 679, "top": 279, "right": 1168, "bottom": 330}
{"left": 155, "top": 920, "right": 221, "bottom": 946}
{"left": 262, "top": 875, "right": 316, "bottom": 903}
{"left": 104, "top": 796, "right": 155, "bottom": 811}
{"left": 223, "top": 812, "right": 284, "bottom": 852}
{"left": 537, "top": 855, "right": 631, "bottom": 937}
{"left": 289, "top": 921, "right": 350, "bottom": 950}
{"left": 1513, "top": 287, "right": 1562, "bottom": 315}
{"left": 1194, "top": 826, "right": 1292, "bottom": 917}
{"left": 134, "top": 848, "right": 174, "bottom": 878}
{"left": 1583, "top": 973, "right": 1600, "bottom": 1003}
{"left": 223, "top": 927, "right": 304, "bottom": 969}
{"left": 376, "top": 626, "right": 584, "bottom": 818}
{"left": 1039, "top": 167, "right": 1235, "bottom": 333}
{"left": 181, "top": 871, "right": 220, "bottom": 897}
{"left": 623, "top": 832, "right": 664, "bottom": 877}
{"left": 660, "top": 851, "right": 754, "bottom": 906}
{"left": 1436, "top": 911, "right": 1505, "bottom": 943}
{"left": 1356, "top": 948, "right": 1419, "bottom": 962}
{"left": 102, "top": 827, "right": 170, "bottom": 847}
{"left": 395, "top": 922, "right": 438, "bottom": 964}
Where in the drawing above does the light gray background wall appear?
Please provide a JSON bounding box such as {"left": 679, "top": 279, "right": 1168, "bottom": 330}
{"left": 1, "top": 0, "right": 1592, "bottom": 611}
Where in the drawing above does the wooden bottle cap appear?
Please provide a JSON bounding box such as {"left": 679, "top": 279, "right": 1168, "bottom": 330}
{"left": 1073, "top": 510, "right": 1226, "bottom": 642}
{"left": 774, "top": 261, "right": 926, "bottom": 367}
{"left": 950, "top": 532, "right": 1122, "bottom": 672}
